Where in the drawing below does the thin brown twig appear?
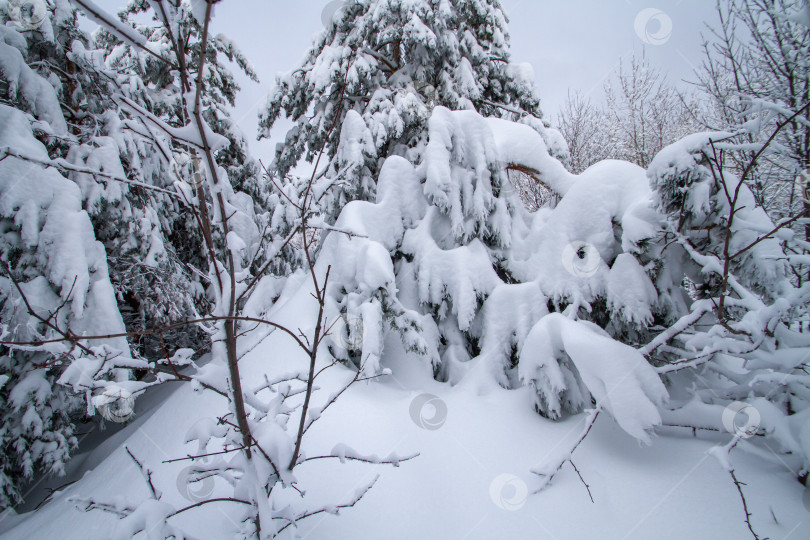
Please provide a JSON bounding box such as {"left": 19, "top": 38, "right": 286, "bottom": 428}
{"left": 0, "top": 314, "right": 311, "bottom": 355}
{"left": 729, "top": 467, "right": 766, "bottom": 540}
{"left": 1, "top": 264, "right": 93, "bottom": 355}
{"left": 568, "top": 460, "right": 594, "bottom": 503}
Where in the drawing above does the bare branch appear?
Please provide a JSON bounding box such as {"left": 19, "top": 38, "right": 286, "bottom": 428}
{"left": 568, "top": 460, "right": 594, "bottom": 503}
{"left": 274, "top": 476, "right": 379, "bottom": 535}
{"left": 532, "top": 407, "right": 600, "bottom": 492}
{"left": 299, "top": 451, "right": 419, "bottom": 467}
{"left": 125, "top": 447, "right": 160, "bottom": 500}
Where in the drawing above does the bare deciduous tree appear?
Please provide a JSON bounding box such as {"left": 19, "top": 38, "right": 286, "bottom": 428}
{"left": 603, "top": 53, "right": 702, "bottom": 168}
{"left": 695, "top": 0, "right": 809, "bottom": 239}
{"left": 556, "top": 54, "right": 701, "bottom": 175}
{"left": 555, "top": 91, "right": 615, "bottom": 174}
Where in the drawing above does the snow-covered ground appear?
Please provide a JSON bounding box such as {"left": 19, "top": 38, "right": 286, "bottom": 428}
{"left": 1, "top": 275, "right": 806, "bottom": 540}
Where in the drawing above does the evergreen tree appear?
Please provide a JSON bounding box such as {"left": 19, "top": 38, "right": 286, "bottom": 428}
{"left": 259, "top": 0, "right": 565, "bottom": 224}
{"left": 257, "top": 0, "right": 571, "bottom": 381}
{"left": 0, "top": 0, "right": 267, "bottom": 507}
{"left": 311, "top": 105, "right": 574, "bottom": 380}
{"left": 65, "top": 0, "right": 271, "bottom": 357}
{"left": 106, "top": 0, "right": 262, "bottom": 200}
{"left": 0, "top": 0, "right": 133, "bottom": 507}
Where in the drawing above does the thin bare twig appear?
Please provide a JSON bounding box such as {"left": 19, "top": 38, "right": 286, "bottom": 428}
{"left": 125, "top": 447, "right": 160, "bottom": 500}
{"left": 568, "top": 460, "right": 594, "bottom": 503}
{"left": 729, "top": 468, "right": 766, "bottom": 540}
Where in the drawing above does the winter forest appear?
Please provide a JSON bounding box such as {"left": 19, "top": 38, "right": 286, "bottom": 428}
{"left": 0, "top": 0, "right": 808, "bottom": 538}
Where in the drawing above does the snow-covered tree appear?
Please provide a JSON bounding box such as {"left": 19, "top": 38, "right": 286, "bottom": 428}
{"left": 259, "top": 0, "right": 566, "bottom": 224}
{"left": 645, "top": 129, "right": 810, "bottom": 536}
{"left": 52, "top": 0, "right": 275, "bottom": 359}
{"left": 62, "top": 17, "right": 207, "bottom": 359}
{"left": 0, "top": 0, "right": 266, "bottom": 508}
{"left": 556, "top": 53, "right": 701, "bottom": 173}
{"left": 100, "top": 0, "right": 262, "bottom": 199}
{"left": 256, "top": 0, "right": 573, "bottom": 386}
{"left": 0, "top": 0, "right": 136, "bottom": 507}
{"left": 555, "top": 90, "right": 615, "bottom": 174}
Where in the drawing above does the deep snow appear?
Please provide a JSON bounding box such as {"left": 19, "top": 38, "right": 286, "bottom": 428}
{"left": 0, "top": 275, "right": 807, "bottom": 539}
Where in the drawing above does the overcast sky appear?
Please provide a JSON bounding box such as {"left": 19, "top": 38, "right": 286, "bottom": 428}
{"left": 92, "top": 0, "right": 721, "bottom": 163}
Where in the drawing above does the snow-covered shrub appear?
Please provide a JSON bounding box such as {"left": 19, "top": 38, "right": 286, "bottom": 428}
{"left": 645, "top": 131, "right": 810, "bottom": 476}
{"left": 519, "top": 314, "right": 668, "bottom": 442}
{"left": 319, "top": 155, "right": 434, "bottom": 377}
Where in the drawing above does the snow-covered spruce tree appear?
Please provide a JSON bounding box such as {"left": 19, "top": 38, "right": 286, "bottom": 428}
{"left": 58, "top": 0, "right": 274, "bottom": 358}
{"left": 293, "top": 100, "right": 678, "bottom": 504}
{"left": 0, "top": 0, "right": 264, "bottom": 509}
{"left": 0, "top": 0, "right": 139, "bottom": 507}
{"left": 259, "top": 0, "right": 567, "bottom": 224}
{"left": 102, "top": 0, "right": 263, "bottom": 202}
{"left": 312, "top": 102, "right": 592, "bottom": 384}
{"left": 258, "top": 0, "right": 571, "bottom": 380}
{"left": 48, "top": 2, "right": 207, "bottom": 359}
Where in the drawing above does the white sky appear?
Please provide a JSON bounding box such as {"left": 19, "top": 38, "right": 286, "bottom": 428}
{"left": 91, "top": 0, "right": 721, "bottom": 164}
